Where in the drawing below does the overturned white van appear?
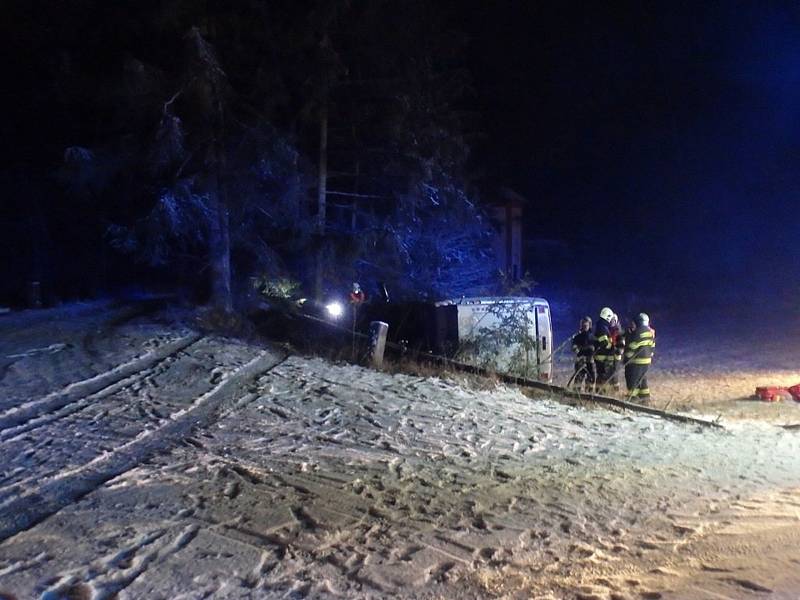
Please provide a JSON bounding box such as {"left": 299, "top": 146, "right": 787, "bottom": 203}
{"left": 431, "top": 296, "right": 553, "bottom": 380}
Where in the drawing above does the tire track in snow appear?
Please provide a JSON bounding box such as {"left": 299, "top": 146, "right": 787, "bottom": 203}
{"left": 0, "top": 355, "right": 178, "bottom": 444}
{"left": 0, "top": 348, "right": 288, "bottom": 543}
{"left": 0, "top": 332, "right": 203, "bottom": 434}
{"left": 0, "top": 339, "right": 247, "bottom": 503}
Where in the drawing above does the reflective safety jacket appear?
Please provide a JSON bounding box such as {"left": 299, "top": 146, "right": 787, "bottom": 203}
{"left": 593, "top": 318, "right": 615, "bottom": 364}
{"left": 624, "top": 325, "right": 655, "bottom": 365}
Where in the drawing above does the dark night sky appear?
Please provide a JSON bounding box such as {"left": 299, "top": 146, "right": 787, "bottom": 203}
{"left": 2, "top": 2, "right": 799, "bottom": 304}
{"left": 461, "top": 2, "right": 800, "bottom": 296}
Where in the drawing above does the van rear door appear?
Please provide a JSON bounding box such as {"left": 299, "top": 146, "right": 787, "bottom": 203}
{"left": 535, "top": 303, "right": 553, "bottom": 380}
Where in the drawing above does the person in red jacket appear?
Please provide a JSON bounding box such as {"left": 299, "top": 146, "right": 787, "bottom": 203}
{"left": 608, "top": 313, "right": 625, "bottom": 393}
{"left": 349, "top": 282, "right": 366, "bottom": 305}
{"left": 593, "top": 306, "right": 616, "bottom": 393}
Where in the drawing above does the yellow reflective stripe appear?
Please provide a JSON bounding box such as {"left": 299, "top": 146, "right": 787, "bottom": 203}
{"left": 629, "top": 357, "right": 651, "bottom": 364}
{"left": 595, "top": 335, "right": 610, "bottom": 346}
{"left": 628, "top": 339, "right": 655, "bottom": 350}
{"left": 638, "top": 388, "right": 650, "bottom": 395}
{"left": 639, "top": 330, "right": 654, "bottom": 338}
{"left": 628, "top": 340, "right": 656, "bottom": 348}
{"left": 594, "top": 355, "right": 615, "bottom": 361}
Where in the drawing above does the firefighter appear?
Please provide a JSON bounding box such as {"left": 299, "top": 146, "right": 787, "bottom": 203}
{"left": 624, "top": 312, "right": 655, "bottom": 402}
{"left": 570, "top": 316, "right": 596, "bottom": 391}
{"left": 593, "top": 306, "right": 616, "bottom": 393}
{"left": 348, "top": 282, "right": 366, "bottom": 359}
{"left": 349, "top": 282, "right": 366, "bottom": 305}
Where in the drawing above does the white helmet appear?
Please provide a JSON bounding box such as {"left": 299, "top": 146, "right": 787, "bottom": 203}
{"left": 636, "top": 312, "right": 650, "bottom": 327}
{"left": 599, "top": 307, "right": 614, "bottom": 322}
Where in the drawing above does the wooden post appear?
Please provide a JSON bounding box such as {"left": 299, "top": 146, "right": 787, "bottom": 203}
{"left": 351, "top": 303, "right": 358, "bottom": 361}
{"left": 28, "top": 281, "right": 42, "bottom": 309}
{"left": 367, "top": 321, "right": 389, "bottom": 368}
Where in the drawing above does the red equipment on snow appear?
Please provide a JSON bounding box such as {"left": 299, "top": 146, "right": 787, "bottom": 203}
{"left": 789, "top": 384, "right": 800, "bottom": 402}
{"left": 755, "top": 385, "right": 800, "bottom": 402}
{"left": 755, "top": 387, "right": 786, "bottom": 402}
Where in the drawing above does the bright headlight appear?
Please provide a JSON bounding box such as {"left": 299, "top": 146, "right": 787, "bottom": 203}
{"left": 325, "top": 301, "right": 344, "bottom": 318}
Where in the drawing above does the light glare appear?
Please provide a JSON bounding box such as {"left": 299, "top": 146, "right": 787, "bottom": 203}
{"left": 325, "top": 301, "right": 344, "bottom": 318}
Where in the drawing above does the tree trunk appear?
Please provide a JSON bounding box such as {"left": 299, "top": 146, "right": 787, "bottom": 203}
{"left": 209, "top": 62, "right": 233, "bottom": 312}
{"left": 314, "top": 94, "right": 328, "bottom": 300}
{"left": 317, "top": 99, "right": 328, "bottom": 234}
{"left": 28, "top": 195, "right": 50, "bottom": 303}
{"left": 351, "top": 160, "right": 360, "bottom": 231}
{"left": 208, "top": 188, "right": 233, "bottom": 313}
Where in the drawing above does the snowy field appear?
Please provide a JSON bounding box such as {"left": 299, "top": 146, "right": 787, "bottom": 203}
{"left": 1, "top": 302, "right": 799, "bottom": 599}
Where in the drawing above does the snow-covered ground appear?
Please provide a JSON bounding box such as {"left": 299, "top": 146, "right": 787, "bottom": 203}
{"left": 0, "top": 302, "right": 799, "bottom": 599}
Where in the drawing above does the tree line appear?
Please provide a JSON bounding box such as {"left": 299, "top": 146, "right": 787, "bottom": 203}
{"left": 5, "top": 0, "right": 501, "bottom": 310}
